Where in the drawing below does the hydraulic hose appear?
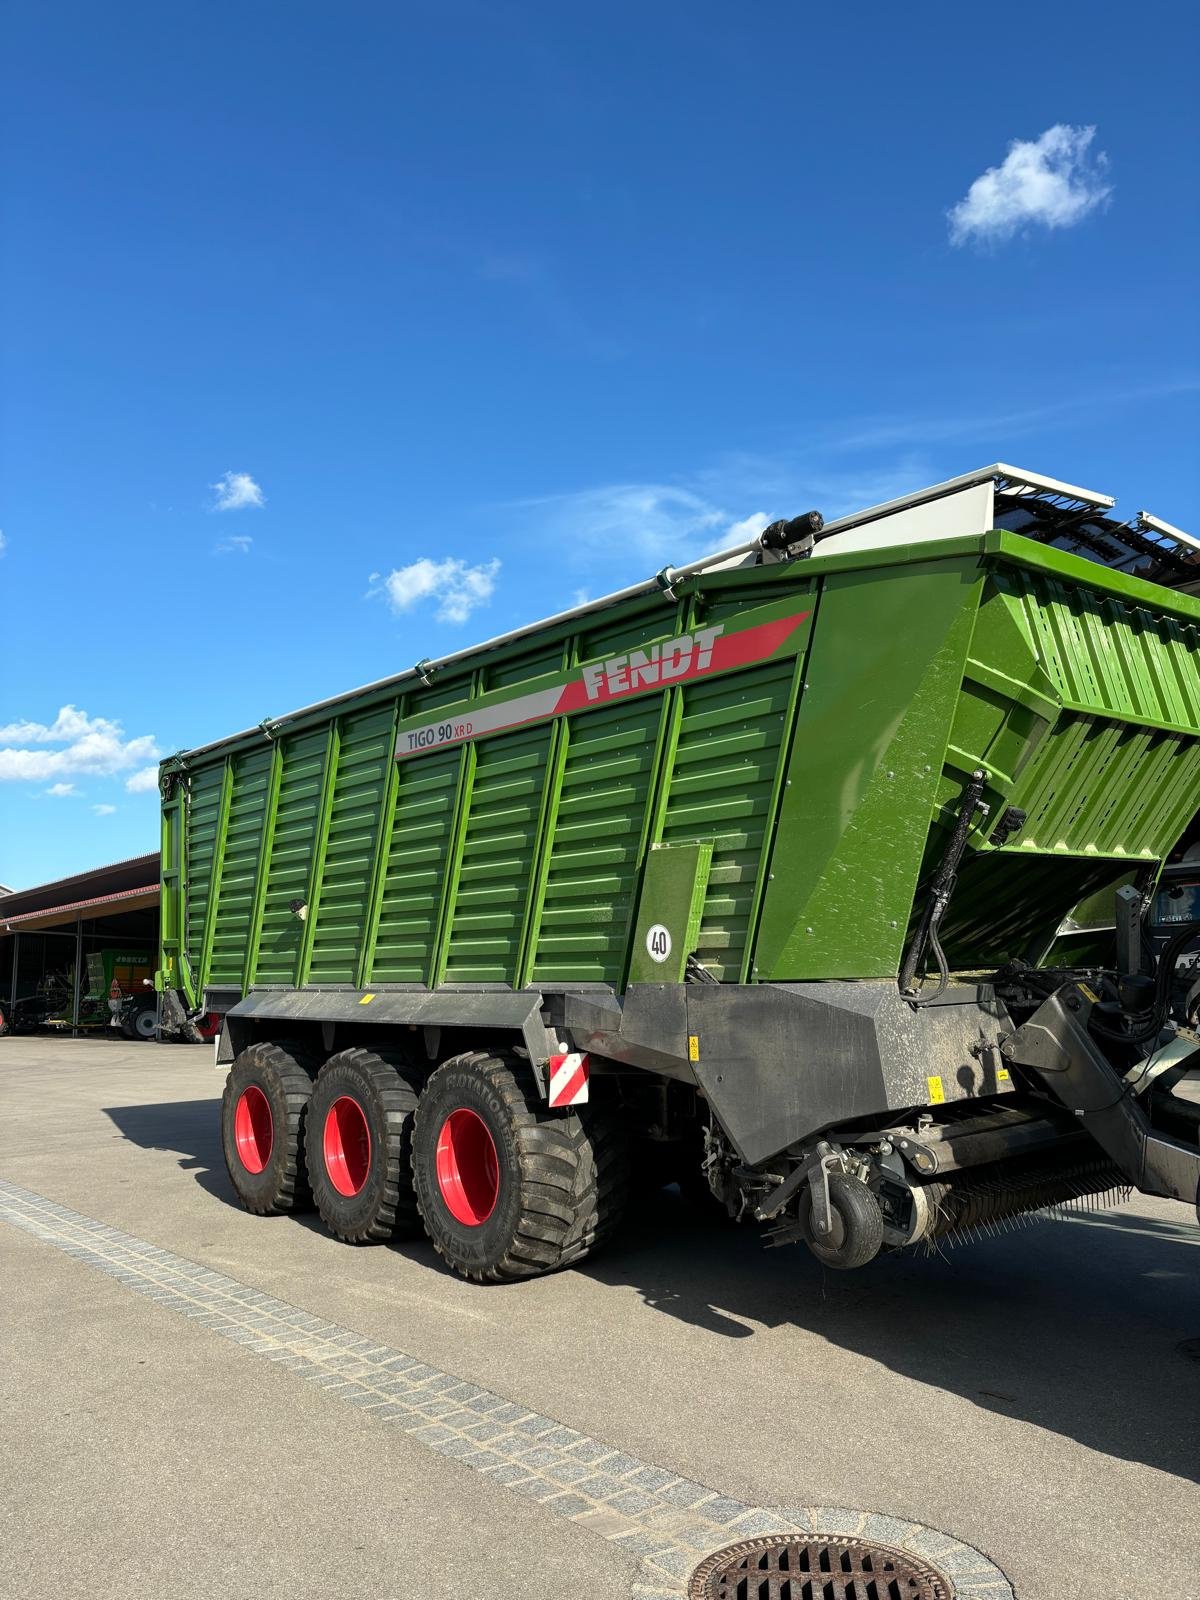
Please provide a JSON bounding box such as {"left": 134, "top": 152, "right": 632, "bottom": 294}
{"left": 1089, "top": 918, "right": 1200, "bottom": 1046}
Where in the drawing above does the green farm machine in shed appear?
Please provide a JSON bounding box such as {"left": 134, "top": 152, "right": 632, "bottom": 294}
{"left": 158, "top": 465, "right": 1200, "bottom": 1277}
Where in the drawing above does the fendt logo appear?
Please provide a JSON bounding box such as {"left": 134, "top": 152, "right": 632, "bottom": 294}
{"left": 580, "top": 626, "right": 724, "bottom": 703}
{"left": 395, "top": 610, "right": 808, "bottom": 759}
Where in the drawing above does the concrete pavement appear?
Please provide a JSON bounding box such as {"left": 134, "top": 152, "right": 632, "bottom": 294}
{"left": 2, "top": 1037, "right": 1198, "bottom": 1599}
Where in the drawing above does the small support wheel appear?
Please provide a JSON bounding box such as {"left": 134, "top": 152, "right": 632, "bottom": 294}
{"left": 131, "top": 1005, "right": 158, "bottom": 1041}
{"left": 797, "top": 1171, "right": 884, "bottom": 1270}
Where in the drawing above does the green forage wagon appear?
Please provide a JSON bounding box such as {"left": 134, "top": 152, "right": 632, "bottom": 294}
{"left": 157, "top": 465, "right": 1200, "bottom": 1277}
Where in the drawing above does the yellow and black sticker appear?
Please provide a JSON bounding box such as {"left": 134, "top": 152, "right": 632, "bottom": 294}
{"left": 926, "top": 1074, "right": 946, "bottom": 1104}
{"left": 997, "top": 1066, "right": 1011, "bottom": 1083}
{"left": 359, "top": 992, "right": 376, "bottom": 1006}
{"left": 687, "top": 1034, "right": 700, "bottom": 1062}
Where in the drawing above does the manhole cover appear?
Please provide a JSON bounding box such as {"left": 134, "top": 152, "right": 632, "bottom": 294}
{"left": 687, "top": 1533, "right": 953, "bottom": 1600}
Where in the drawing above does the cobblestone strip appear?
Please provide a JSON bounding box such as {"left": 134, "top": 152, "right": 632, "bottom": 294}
{"left": 0, "top": 1176, "right": 1012, "bottom": 1600}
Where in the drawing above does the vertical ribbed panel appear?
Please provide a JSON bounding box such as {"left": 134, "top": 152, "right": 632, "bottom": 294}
{"left": 253, "top": 730, "right": 330, "bottom": 983}
{"left": 307, "top": 708, "right": 395, "bottom": 983}
{"left": 184, "top": 766, "right": 223, "bottom": 975}
{"left": 530, "top": 699, "right": 661, "bottom": 984}
{"left": 660, "top": 659, "right": 793, "bottom": 980}
{"left": 444, "top": 726, "right": 551, "bottom": 982}
{"left": 1009, "top": 570, "right": 1200, "bottom": 726}
{"left": 370, "top": 748, "right": 461, "bottom": 983}
{"left": 207, "top": 750, "right": 272, "bottom": 985}
{"left": 1009, "top": 715, "right": 1200, "bottom": 857}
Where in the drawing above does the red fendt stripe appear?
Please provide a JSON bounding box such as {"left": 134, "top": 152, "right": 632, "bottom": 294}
{"left": 709, "top": 612, "right": 808, "bottom": 672}
{"left": 553, "top": 610, "right": 809, "bottom": 715}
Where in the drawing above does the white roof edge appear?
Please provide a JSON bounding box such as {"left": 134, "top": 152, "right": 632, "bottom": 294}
{"left": 989, "top": 462, "right": 1115, "bottom": 509}
{"left": 815, "top": 465, "right": 1114, "bottom": 541}
{"left": 1137, "top": 510, "right": 1200, "bottom": 553}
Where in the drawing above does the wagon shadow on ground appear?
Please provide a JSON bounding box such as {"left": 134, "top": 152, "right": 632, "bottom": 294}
{"left": 585, "top": 1184, "right": 1200, "bottom": 1486}
{"left": 105, "top": 1097, "right": 1200, "bottom": 1487}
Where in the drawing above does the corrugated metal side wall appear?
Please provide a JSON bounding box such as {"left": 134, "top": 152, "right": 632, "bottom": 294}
{"left": 183, "top": 590, "right": 808, "bottom": 995}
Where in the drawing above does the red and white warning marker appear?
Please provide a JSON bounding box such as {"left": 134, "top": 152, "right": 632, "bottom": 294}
{"left": 547, "top": 1052, "right": 590, "bottom": 1108}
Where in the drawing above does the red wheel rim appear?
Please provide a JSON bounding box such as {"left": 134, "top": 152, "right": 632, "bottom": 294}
{"left": 435, "top": 1108, "right": 500, "bottom": 1225}
{"left": 323, "top": 1096, "right": 372, "bottom": 1197}
{"left": 233, "top": 1085, "right": 273, "bottom": 1174}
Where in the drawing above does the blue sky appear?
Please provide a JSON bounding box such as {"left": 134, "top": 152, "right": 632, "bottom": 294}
{"left": 2, "top": 0, "right": 1197, "bottom": 888}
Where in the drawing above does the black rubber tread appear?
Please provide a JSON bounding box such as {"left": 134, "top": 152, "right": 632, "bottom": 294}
{"left": 412, "top": 1050, "right": 630, "bottom": 1283}
{"left": 220, "top": 1038, "right": 319, "bottom": 1215}
{"left": 306, "top": 1046, "right": 424, "bottom": 1244}
{"left": 798, "top": 1171, "right": 884, "bottom": 1270}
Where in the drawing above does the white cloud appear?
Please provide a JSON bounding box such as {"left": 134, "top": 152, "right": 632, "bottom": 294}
{"left": 125, "top": 765, "right": 160, "bottom": 794}
{"left": 45, "top": 782, "right": 77, "bottom": 797}
{"left": 216, "top": 534, "right": 254, "bottom": 555}
{"left": 949, "top": 124, "right": 1111, "bottom": 246}
{"left": 726, "top": 512, "right": 771, "bottom": 544}
{"left": 0, "top": 706, "right": 160, "bottom": 784}
{"left": 0, "top": 530, "right": 6, "bottom": 556}
{"left": 211, "top": 471, "right": 265, "bottom": 511}
{"left": 92, "top": 804, "right": 117, "bottom": 816}
{"left": 372, "top": 556, "right": 500, "bottom": 624}
{"left": 515, "top": 485, "right": 781, "bottom": 571}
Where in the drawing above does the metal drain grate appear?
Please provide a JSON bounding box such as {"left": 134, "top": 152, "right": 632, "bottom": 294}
{"left": 687, "top": 1533, "right": 953, "bottom": 1600}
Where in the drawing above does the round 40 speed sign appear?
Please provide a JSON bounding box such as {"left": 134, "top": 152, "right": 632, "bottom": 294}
{"left": 645, "top": 923, "right": 672, "bottom": 964}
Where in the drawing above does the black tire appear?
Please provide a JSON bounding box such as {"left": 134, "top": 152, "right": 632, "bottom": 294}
{"left": 797, "top": 1171, "right": 884, "bottom": 1270}
{"left": 220, "top": 1039, "right": 318, "bottom": 1215}
{"left": 412, "top": 1050, "right": 629, "bottom": 1283}
{"left": 305, "top": 1046, "right": 424, "bottom": 1244}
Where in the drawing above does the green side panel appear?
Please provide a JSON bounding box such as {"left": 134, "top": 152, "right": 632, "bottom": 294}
{"left": 484, "top": 639, "right": 565, "bottom": 689}
{"left": 207, "top": 749, "right": 273, "bottom": 986}
{"left": 755, "top": 560, "right": 983, "bottom": 982}
{"left": 660, "top": 655, "right": 796, "bottom": 982}
{"left": 253, "top": 729, "right": 331, "bottom": 984}
{"left": 443, "top": 724, "right": 552, "bottom": 983}
{"left": 1006, "top": 566, "right": 1200, "bottom": 726}
{"left": 370, "top": 748, "right": 462, "bottom": 982}
{"left": 529, "top": 697, "right": 664, "bottom": 985}
{"left": 184, "top": 765, "right": 225, "bottom": 976}
{"left": 307, "top": 707, "right": 396, "bottom": 984}
{"left": 946, "top": 566, "right": 1200, "bottom": 859}
{"left": 992, "top": 569, "right": 1200, "bottom": 858}
{"left": 936, "top": 566, "right": 1200, "bottom": 966}
{"left": 1004, "top": 715, "right": 1200, "bottom": 857}
{"left": 628, "top": 841, "right": 713, "bottom": 983}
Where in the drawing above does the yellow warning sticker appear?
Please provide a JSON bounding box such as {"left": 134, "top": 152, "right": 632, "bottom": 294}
{"left": 688, "top": 1034, "right": 700, "bottom": 1062}
{"left": 1078, "top": 983, "right": 1099, "bottom": 1004}
{"left": 997, "top": 1067, "right": 1011, "bottom": 1083}
{"left": 359, "top": 993, "right": 376, "bottom": 1005}
{"left": 926, "top": 1074, "right": 946, "bottom": 1104}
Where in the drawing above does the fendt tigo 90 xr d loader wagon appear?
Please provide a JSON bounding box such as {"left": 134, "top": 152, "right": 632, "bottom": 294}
{"left": 157, "top": 464, "right": 1200, "bottom": 1278}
